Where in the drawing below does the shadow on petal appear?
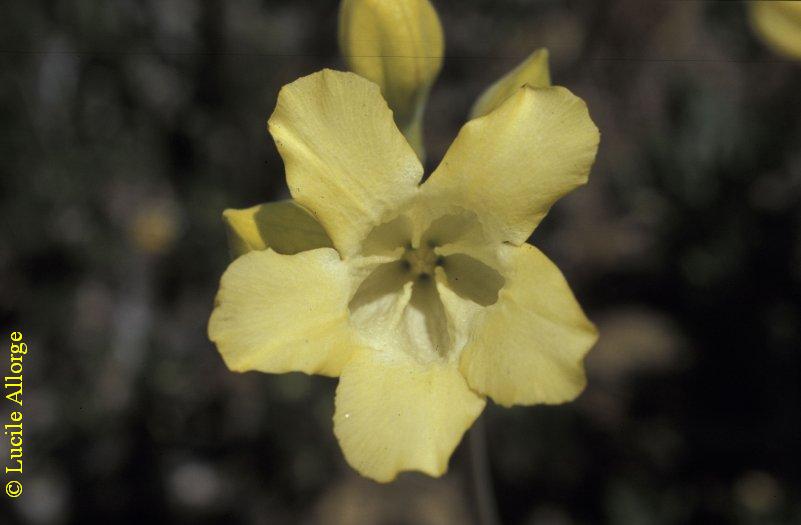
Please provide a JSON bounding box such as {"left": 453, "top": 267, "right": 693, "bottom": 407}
{"left": 441, "top": 253, "right": 505, "bottom": 306}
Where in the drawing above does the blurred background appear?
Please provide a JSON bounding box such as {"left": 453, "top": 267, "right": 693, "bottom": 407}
{"left": 1, "top": 0, "right": 800, "bottom": 523}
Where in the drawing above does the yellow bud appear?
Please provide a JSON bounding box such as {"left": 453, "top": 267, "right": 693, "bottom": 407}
{"left": 749, "top": 1, "right": 801, "bottom": 60}
{"left": 470, "top": 48, "right": 551, "bottom": 120}
{"left": 338, "top": 0, "right": 444, "bottom": 161}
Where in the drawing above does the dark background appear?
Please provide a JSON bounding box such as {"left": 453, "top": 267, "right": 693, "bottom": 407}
{"left": 1, "top": 1, "right": 800, "bottom": 523}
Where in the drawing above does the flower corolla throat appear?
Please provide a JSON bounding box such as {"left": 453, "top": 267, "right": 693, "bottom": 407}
{"left": 349, "top": 209, "right": 505, "bottom": 365}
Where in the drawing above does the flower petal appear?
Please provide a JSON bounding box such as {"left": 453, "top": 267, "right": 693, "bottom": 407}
{"left": 348, "top": 264, "right": 452, "bottom": 363}
{"left": 268, "top": 69, "right": 424, "bottom": 257}
{"left": 334, "top": 348, "right": 485, "bottom": 482}
{"left": 459, "top": 243, "right": 597, "bottom": 407}
{"left": 750, "top": 1, "right": 801, "bottom": 60}
{"left": 222, "top": 200, "right": 333, "bottom": 258}
{"left": 208, "top": 248, "right": 355, "bottom": 377}
{"left": 421, "top": 85, "right": 599, "bottom": 245}
{"left": 470, "top": 48, "right": 551, "bottom": 119}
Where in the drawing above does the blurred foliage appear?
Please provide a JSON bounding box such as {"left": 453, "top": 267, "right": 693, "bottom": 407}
{"left": 1, "top": 1, "right": 800, "bottom": 524}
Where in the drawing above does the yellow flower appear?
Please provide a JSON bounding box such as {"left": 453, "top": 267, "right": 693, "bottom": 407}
{"left": 208, "top": 69, "right": 600, "bottom": 482}
{"left": 750, "top": 1, "right": 801, "bottom": 60}
{"left": 338, "top": 0, "right": 444, "bottom": 161}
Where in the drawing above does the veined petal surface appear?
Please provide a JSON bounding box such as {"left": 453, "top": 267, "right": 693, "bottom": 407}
{"left": 334, "top": 347, "right": 485, "bottom": 482}
{"left": 459, "top": 243, "right": 597, "bottom": 407}
{"left": 208, "top": 248, "right": 355, "bottom": 377}
{"left": 421, "top": 85, "right": 599, "bottom": 245}
{"left": 268, "top": 69, "right": 423, "bottom": 257}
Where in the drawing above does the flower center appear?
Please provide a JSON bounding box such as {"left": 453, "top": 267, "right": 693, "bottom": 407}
{"left": 401, "top": 244, "right": 443, "bottom": 279}
{"left": 348, "top": 213, "right": 505, "bottom": 363}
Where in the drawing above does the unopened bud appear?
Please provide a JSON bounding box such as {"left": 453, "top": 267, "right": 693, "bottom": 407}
{"left": 470, "top": 48, "right": 551, "bottom": 120}
{"left": 339, "top": 0, "right": 444, "bottom": 161}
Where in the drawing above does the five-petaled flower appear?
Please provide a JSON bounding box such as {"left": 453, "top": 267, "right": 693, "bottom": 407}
{"left": 209, "top": 68, "right": 600, "bottom": 482}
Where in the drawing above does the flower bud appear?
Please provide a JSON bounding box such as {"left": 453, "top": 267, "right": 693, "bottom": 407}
{"left": 470, "top": 48, "right": 551, "bottom": 120}
{"left": 339, "top": 0, "right": 444, "bottom": 161}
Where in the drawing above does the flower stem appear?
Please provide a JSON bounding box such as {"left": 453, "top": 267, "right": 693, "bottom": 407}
{"left": 466, "top": 415, "right": 501, "bottom": 525}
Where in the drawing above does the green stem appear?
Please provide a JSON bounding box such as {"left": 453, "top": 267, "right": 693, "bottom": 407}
{"left": 466, "top": 415, "right": 501, "bottom": 525}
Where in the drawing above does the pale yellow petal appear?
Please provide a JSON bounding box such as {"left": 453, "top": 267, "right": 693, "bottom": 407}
{"left": 750, "top": 1, "right": 801, "bottom": 60}
{"left": 338, "top": 0, "right": 444, "bottom": 160}
{"left": 208, "top": 248, "right": 355, "bottom": 377}
{"left": 433, "top": 268, "right": 485, "bottom": 362}
{"left": 459, "top": 243, "right": 597, "bottom": 407}
{"left": 348, "top": 262, "right": 452, "bottom": 364}
{"left": 470, "top": 48, "right": 551, "bottom": 119}
{"left": 222, "top": 200, "right": 332, "bottom": 258}
{"left": 268, "top": 69, "right": 423, "bottom": 257}
{"left": 421, "top": 85, "right": 599, "bottom": 245}
{"left": 428, "top": 251, "right": 507, "bottom": 361}
{"left": 334, "top": 348, "right": 485, "bottom": 482}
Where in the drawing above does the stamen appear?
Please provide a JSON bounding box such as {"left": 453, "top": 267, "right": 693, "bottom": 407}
{"left": 403, "top": 245, "right": 439, "bottom": 276}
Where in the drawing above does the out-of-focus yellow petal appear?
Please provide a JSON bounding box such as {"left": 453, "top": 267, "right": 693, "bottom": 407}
{"left": 470, "top": 48, "right": 551, "bottom": 119}
{"left": 333, "top": 348, "right": 485, "bottom": 482}
{"left": 222, "top": 200, "right": 333, "bottom": 259}
{"left": 208, "top": 248, "right": 355, "bottom": 377}
{"left": 130, "top": 203, "right": 179, "bottom": 255}
{"left": 421, "top": 85, "right": 599, "bottom": 245}
{"left": 459, "top": 243, "right": 597, "bottom": 407}
{"left": 338, "top": 0, "right": 444, "bottom": 161}
{"left": 750, "top": 1, "right": 801, "bottom": 60}
{"left": 268, "top": 70, "right": 423, "bottom": 258}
